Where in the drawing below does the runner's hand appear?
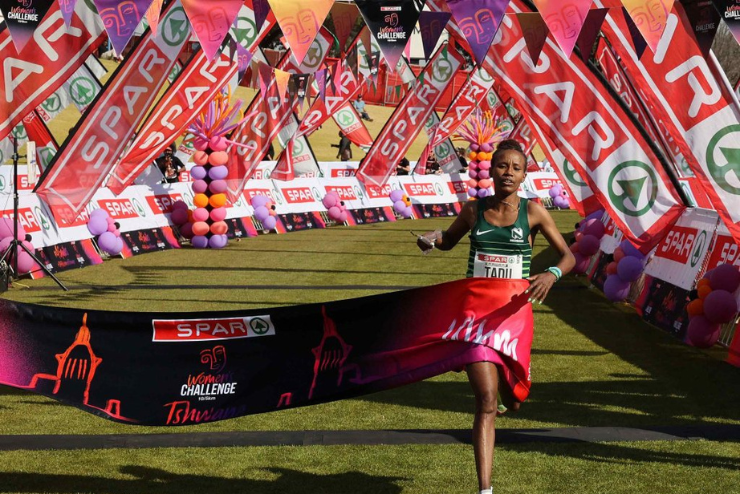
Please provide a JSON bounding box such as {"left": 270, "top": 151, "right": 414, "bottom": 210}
{"left": 416, "top": 232, "right": 436, "bottom": 253}
{"left": 525, "top": 272, "right": 557, "bottom": 304}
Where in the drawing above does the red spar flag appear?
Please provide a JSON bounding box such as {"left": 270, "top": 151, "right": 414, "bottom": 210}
{"left": 333, "top": 101, "right": 374, "bottom": 151}
{"left": 357, "top": 46, "right": 464, "bottom": 186}
{"left": 35, "top": 1, "right": 191, "bottom": 220}
{"left": 0, "top": 1, "right": 105, "bottom": 142}
{"left": 597, "top": 0, "right": 740, "bottom": 246}
{"left": 482, "top": 0, "right": 685, "bottom": 252}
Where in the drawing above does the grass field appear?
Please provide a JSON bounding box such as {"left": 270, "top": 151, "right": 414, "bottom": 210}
{"left": 1, "top": 212, "right": 739, "bottom": 493}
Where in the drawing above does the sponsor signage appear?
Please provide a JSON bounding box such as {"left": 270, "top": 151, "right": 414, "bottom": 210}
{"left": 152, "top": 315, "right": 276, "bottom": 342}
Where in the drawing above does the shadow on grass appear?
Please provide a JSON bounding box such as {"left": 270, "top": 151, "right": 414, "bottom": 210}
{"left": 0, "top": 466, "right": 405, "bottom": 494}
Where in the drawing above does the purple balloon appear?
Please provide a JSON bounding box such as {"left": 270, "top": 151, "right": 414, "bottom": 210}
{"left": 323, "top": 194, "right": 339, "bottom": 209}
{"left": 703, "top": 290, "right": 738, "bottom": 324}
{"left": 620, "top": 240, "right": 643, "bottom": 259}
{"left": 209, "top": 165, "right": 229, "bottom": 180}
{"left": 467, "top": 187, "right": 478, "bottom": 198}
{"left": 209, "top": 179, "right": 227, "bottom": 194}
{"left": 585, "top": 209, "right": 605, "bottom": 222}
{"left": 192, "top": 179, "right": 208, "bottom": 194}
{"left": 469, "top": 169, "right": 478, "bottom": 179}
{"left": 548, "top": 185, "right": 563, "bottom": 198}
{"left": 98, "top": 231, "right": 120, "bottom": 254}
{"left": 617, "top": 255, "right": 644, "bottom": 282}
{"left": 262, "top": 216, "right": 277, "bottom": 231}
{"left": 389, "top": 190, "right": 405, "bottom": 203}
{"left": 686, "top": 315, "right": 721, "bottom": 348}
{"left": 393, "top": 200, "right": 407, "bottom": 213}
{"left": 209, "top": 234, "right": 229, "bottom": 249}
{"left": 402, "top": 206, "right": 414, "bottom": 219}
{"left": 90, "top": 208, "right": 109, "bottom": 221}
{"left": 171, "top": 200, "right": 188, "bottom": 211}
{"left": 709, "top": 264, "right": 740, "bottom": 293}
{"left": 578, "top": 234, "right": 601, "bottom": 257}
{"left": 477, "top": 188, "right": 491, "bottom": 198}
{"left": 478, "top": 170, "right": 490, "bottom": 179}
{"left": 553, "top": 195, "right": 570, "bottom": 209}
{"left": 251, "top": 195, "right": 270, "bottom": 209}
{"left": 572, "top": 252, "right": 590, "bottom": 274}
{"left": 192, "top": 235, "right": 209, "bottom": 248}
{"left": 480, "top": 143, "right": 493, "bottom": 153}
{"left": 470, "top": 143, "right": 480, "bottom": 151}
{"left": 190, "top": 166, "right": 207, "bottom": 180}
{"left": 604, "top": 274, "right": 631, "bottom": 302}
{"left": 582, "top": 218, "right": 605, "bottom": 238}
{"left": 170, "top": 208, "right": 189, "bottom": 225}
{"left": 88, "top": 215, "right": 109, "bottom": 236}
{"left": 179, "top": 222, "right": 194, "bottom": 239}
{"left": 254, "top": 206, "right": 270, "bottom": 222}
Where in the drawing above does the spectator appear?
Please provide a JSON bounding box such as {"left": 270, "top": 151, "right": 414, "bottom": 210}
{"left": 331, "top": 131, "right": 352, "bottom": 161}
{"left": 457, "top": 147, "right": 468, "bottom": 173}
{"left": 353, "top": 94, "right": 373, "bottom": 122}
{"left": 156, "top": 143, "right": 185, "bottom": 184}
{"left": 396, "top": 157, "right": 411, "bottom": 175}
{"left": 426, "top": 151, "right": 441, "bottom": 175}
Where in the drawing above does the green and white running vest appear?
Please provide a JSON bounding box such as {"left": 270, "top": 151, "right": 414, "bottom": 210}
{"left": 466, "top": 199, "right": 532, "bottom": 279}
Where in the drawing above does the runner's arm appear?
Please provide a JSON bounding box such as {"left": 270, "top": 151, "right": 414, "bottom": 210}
{"left": 417, "top": 201, "right": 476, "bottom": 252}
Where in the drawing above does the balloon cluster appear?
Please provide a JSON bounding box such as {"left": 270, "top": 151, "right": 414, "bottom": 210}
{"left": 685, "top": 264, "right": 740, "bottom": 348}
{"left": 548, "top": 184, "right": 570, "bottom": 209}
{"left": 0, "top": 218, "right": 39, "bottom": 274}
{"left": 466, "top": 144, "right": 493, "bottom": 199}
{"left": 87, "top": 209, "right": 123, "bottom": 256}
{"left": 322, "top": 192, "right": 348, "bottom": 223}
{"left": 570, "top": 209, "right": 606, "bottom": 274}
{"left": 251, "top": 195, "right": 277, "bottom": 231}
{"left": 389, "top": 189, "right": 413, "bottom": 219}
{"left": 603, "top": 239, "right": 646, "bottom": 302}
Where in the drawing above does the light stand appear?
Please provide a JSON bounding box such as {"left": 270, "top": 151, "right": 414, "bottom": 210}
{"left": 0, "top": 137, "right": 67, "bottom": 291}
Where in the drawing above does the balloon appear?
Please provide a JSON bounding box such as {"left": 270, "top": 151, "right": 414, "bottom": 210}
{"left": 468, "top": 162, "right": 478, "bottom": 172}
{"left": 617, "top": 255, "right": 644, "bottom": 282}
{"left": 468, "top": 151, "right": 478, "bottom": 160}
{"left": 402, "top": 206, "right": 414, "bottom": 219}
{"left": 193, "top": 151, "right": 209, "bottom": 166}
{"left": 190, "top": 166, "right": 207, "bottom": 180}
{"left": 572, "top": 252, "right": 590, "bottom": 274}
{"left": 193, "top": 193, "right": 209, "bottom": 208}
{"left": 480, "top": 143, "right": 493, "bottom": 153}
{"left": 209, "top": 194, "right": 227, "bottom": 208}
{"left": 0, "top": 218, "right": 26, "bottom": 241}
{"left": 210, "top": 221, "right": 228, "bottom": 235}
{"left": 338, "top": 211, "right": 348, "bottom": 223}
{"left": 468, "top": 188, "right": 478, "bottom": 198}
{"left": 192, "top": 235, "right": 209, "bottom": 248}
{"left": 569, "top": 242, "right": 580, "bottom": 254}
{"left": 703, "top": 290, "right": 738, "bottom": 324}
{"left": 0, "top": 236, "right": 11, "bottom": 253}
{"left": 208, "top": 151, "right": 229, "bottom": 166}
{"left": 403, "top": 196, "right": 411, "bottom": 207}
{"left": 586, "top": 209, "right": 605, "bottom": 222}
{"left": 582, "top": 218, "right": 606, "bottom": 239}
{"left": 90, "top": 209, "right": 109, "bottom": 221}
{"left": 574, "top": 231, "right": 583, "bottom": 243}
{"left": 393, "top": 200, "right": 407, "bottom": 213}
{"left": 613, "top": 246, "right": 625, "bottom": 262}
{"left": 209, "top": 136, "right": 228, "bottom": 151}
{"left": 606, "top": 261, "right": 618, "bottom": 275}
{"left": 697, "top": 285, "right": 712, "bottom": 300}
{"left": 194, "top": 138, "right": 208, "bottom": 151}
{"left": 192, "top": 208, "right": 209, "bottom": 222}
{"left": 709, "top": 264, "right": 740, "bottom": 293}
{"left": 97, "top": 231, "right": 120, "bottom": 255}
{"left": 323, "top": 194, "right": 339, "bottom": 209}
{"left": 192, "top": 179, "right": 208, "bottom": 194}
{"left": 210, "top": 207, "right": 227, "bottom": 222}
{"left": 686, "top": 315, "right": 721, "bottom": 348}
{"left": 16, "top": 251, "right": 37, "bottom": 273}
{"left": 209, "top": 234, "right": 229, "bottom": 249}
{"left": 262, "top": 216, "right": 277, "bottom": 230}
{"left": 470, "top": 144, "right": 480, "bottom": 151}
{"left": 87, "top": 215, "right": 109, "bottom": 236}
{"left": 478, "top": 170, "right": 490, "bottom": 179}
{"left": 697, "top": 278, "right": 712, "bottom": 289}
{"left": 468, "top": 169, "right": 478, "bottom": 179}
{"left": 548, "top": 185, "right": 562, "bottom": 198}
{"left": 209, "top": 180, "right": 227, "bottom": 194}
{"left": 254, "top": 206, "right": 270, "bottom": 222}
{"left": 478, "top": 178, "right": 493, "bottom": 189}
{"left": 467, "top": 178, "right": 478, "bottom": 188}
{"left": 192, "top": 221, "right": 210, "bottom": 236}
{"left": 579, "top": 234, "right": 600, "bottom": 257}
{"left": 477, "top": 188, "right": 490, "bottom": 198}
{"left": 478, "top": 161, "right": 491, "bottom": 170}
{"left": 251, "top": 195, "right": 270, "bottom": 208}
{"left": 620, "top": 240, "right": 643, "bottom": 259}
{"left": 209, "top": 165, "right": 229, "bottom": 180}
{"left": 172, "top": 200, "right": 188, "bottom": 211}
{"left": 179, "top": 222, "right": 194, "bottom": 239}
{"left": 686, "top": 299, "right": 704, "bottom": 318}
{"left": 553, "top": 196, "right": 570, "bottom": 209}
{"left": 604, "top": 274, "right": 631, "bottom": 302}
{"left": 389, "top": 190, "right": 405, "bottom": 203}
{"left": 170, "top": 208, "right": 189, "bottom": 225}
{"left": 328, "top": 206, "right": 342, "bottom": 220}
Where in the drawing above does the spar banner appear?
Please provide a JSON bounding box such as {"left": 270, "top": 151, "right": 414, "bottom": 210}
{"left": 481, "top": 1, "right": 684, "bottom": 253}
{"left": 35, "top": 1, "right": 191, "bottom": 220}
{"left": 509, "top": 117, "right": 536, "bottom": 156}
{"left": 355, "top": 0, "right": 423, "bottom": 73}
{"left": 333, "top": 102, "right": 374, "bottom": 150}
{"left": 705, "top": 220, "right": 740, "bottom": 271}
{"left": 0, "top": 0, "right": 105, "bottom": 142}
{"left": 298, "top": 65, "right": 362, "bottom": 138}
{"left": 644, "top": 208, "right": 719, "bottom": 290}
{"left": 597, "top": 1, "right": 740, "bottom": 247}
{"left": 357, "top": 46, "right": 463, "bottom": 186}
{"left": 21, "top": 111, "right": 57, "bottom": 171}
{"left": 0, "top": 278, "right": 534, "bottom": 425}
{"left": 0, "top": 0, "right": 55, "bottom": 51}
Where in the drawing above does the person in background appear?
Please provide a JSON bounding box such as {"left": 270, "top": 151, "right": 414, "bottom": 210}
{"left": 156, "top": 143, "right": 185, "bottom": 184}
{"left": 331, "top": 131, "right": 352, "bottom": 161}
{"left": 426, "top": 151, "right": 441, "bottom": 175}
{"left": 353, "top": 94, "right": 373, "bottom": 122}
{"left": 396, "top": 157, "right": 411, "bottom": 175}
{"left": 457, "top": 147, "right": 469, "bottom": 173}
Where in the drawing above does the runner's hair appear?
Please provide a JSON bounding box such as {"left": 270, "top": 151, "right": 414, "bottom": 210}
{"left": 492, "top": 139, "right": 526, "bottom": 164}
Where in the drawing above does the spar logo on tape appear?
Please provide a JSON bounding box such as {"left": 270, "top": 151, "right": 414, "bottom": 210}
{"left": 152, "top": 316, "right": 276, "bottom": 342}
{"left": 283, "top": 187, "right": 317, "bottom": 204}
{"left": 147, "top": 193, "right": 185, "bottom": 215}
{"left": 324, "top": 185, "right": 357, "bottom": 201}
{"left": 655, "top": 226, "right": 704, "bottom": 265}
{"left": 404, "top": 183, "right": 437, "bottom": 196}
{"left": 97, "top": 199, "right": 141, "bottom": 219}
{"left": 0, "top": 207, "right": 41, "bottom": 233}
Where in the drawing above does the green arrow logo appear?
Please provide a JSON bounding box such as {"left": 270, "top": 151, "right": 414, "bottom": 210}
{"left": 303, "top": 40, "right": 324, "bottom": 69}
{"left": 435, "top": 143, "right": 450, "bottom": 158}
{"left": 691, "top": 230, "right": 707, "bottom": 268}
{"left": 35, "top": 206, "right": 51, "bottom": 231}
{"left": 161, "top": 7, "right": 189, "bottom": 47}
{"left": 12, "top": 125, "right": 27, "bottom": 140}
{"left": 432, "top": 58, "right": 453, "bottom": 83}
{"left": 563, "top": 160, "right": 587, "bottom": 187}
{"left": 70, "top": 76, "right": 96, "bottom": 106}
{"left": 607, "top": 161, "right": 658, "bottom": 217}
{"left": 42, "top": 93, "right": 62, "bottom": 113}
{"left": 250, "top": 317, "right": 270, "bottom": 335}
{"left": 0, "top": 175, "right": 5, "bottom": 191}
{"left": 293, "top": 139, "right": 305, "bottom": 156}
{"left": 132, "top": 198, "right": 146, "bottom": 217}
{"left": 231, "top": 16, "right": 257, "bottom": 48}
{"left": 39, "top": 148, "right": 55, "bottom": 169}
{"left": 337, "top": 110, "right": 354, "bottom": 126}
{"left": 706, "top": 125, "right": 740, "bottom": 196}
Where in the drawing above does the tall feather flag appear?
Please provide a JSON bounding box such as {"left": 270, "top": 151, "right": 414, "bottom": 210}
{"left": 267, "top": 0, "right": 335, "bottom": 66}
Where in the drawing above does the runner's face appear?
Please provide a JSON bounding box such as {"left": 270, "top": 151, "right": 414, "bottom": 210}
{"left": 492, "top": 150, "right": 526, "bottom": 195}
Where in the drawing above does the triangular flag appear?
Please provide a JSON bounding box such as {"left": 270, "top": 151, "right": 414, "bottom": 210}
{"left": 93, "top": 0, "right": 150, "bottom": 56}
{"left": 258, "top": 62, "right": 273, "bottom": 94}
{"left": 532, "top": 0, "right": 592, "bottom": 58}
{"left": 145, "top": 0, "right": 163, "bottom": 36}
{"left": 621, "top": 0, "right": 675, "bottom": 52}
{"left": 182, "top": 0, "right": 243, "bottom": 60}
{"left": 712, "top": 0, "right": 740, "bottom": 48}
{"left": 360, "top": 24, "right": 373, "bottom": 60}
{"left": 513, "top": 13, "right": 549, "bottom": 64}
{"left": 58, "top": 0, "right": 78, "bottom": 27}
{"left": 268, "top": 0, "right": 334, "bottom": 66}
{"left": 622, "top": 6, "right": 648, "bottom": 58}
{"left": 679, "top": 1, "right": 720, "bottom": 57}
{"left": 235, "top": 42, "right": 253, "bottom": 82}
{"left": 356, "top": 0, "right": 423, "bottom": 73}
{"left": 4, "top": 0, "right": 55, "bottom": 52}
{"left": 575, "top": 8, "right": 610, "bottom": 59}
{"left": 331, "top": 1, "right": 360, "bottom": 53}
{"left": 418, "top": 11, "right": 451, "bottom": 61}
{"left": 447, "top": 0, "right": 508, "bottom": 66}
{"left": 274, "top": 68, "right": 291, "bottom": 101}
{"left": 252, "top": 0, "right": 271, "bottom": 31}
{"left": 315, "top": 68, "right": 327, "bottom": 101}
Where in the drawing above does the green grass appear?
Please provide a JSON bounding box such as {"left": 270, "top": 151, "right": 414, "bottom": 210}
{"left": 1, "top": 211, "right": 740, "bottom": 492}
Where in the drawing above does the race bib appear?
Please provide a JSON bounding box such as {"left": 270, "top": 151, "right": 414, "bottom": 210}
{"left": 473, "top": 252, "right": 523, "bottom": 279}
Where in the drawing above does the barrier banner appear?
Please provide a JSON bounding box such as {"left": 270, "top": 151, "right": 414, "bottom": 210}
{"left": 120, "top": 226, "right": 180, "bottom": 258}
{"left": 35, "top": 239, "right": 103, "bottom": 275}
{"left": 705, "top": 221, "right": 740, "bottom": 271}
{"left": 644, "top": 207, "right": 719, "bottom": 290}
{"left": 639, "top": 275, "right": 691, "bottom": 339}
{"left": 482, "top": 1, "right": 685, "bottom": 253}
{"left": 350, "top": 207, "right": 395, "bottom": 224}
{"left": 35, "top": 1, "right": 191, "bottom": 220}
{"left": 597, "top": 2, "right": 740, "bottom": 247}
{"left": 357, "top": 46, "right": 463, "bottom": 186}
{"left": 0, "top": 278, "right": 533, "bottom": 425}
{"left": 0, "top": 0, "right": 105, "bottom": 142}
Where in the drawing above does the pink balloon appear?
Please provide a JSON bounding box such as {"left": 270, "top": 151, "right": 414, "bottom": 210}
{"left": 709, "top": 264, "right": 740, "bottom": 293}
{"left": 323, "top": 194, "right": 339, "bottom": 209}
{"left": 209, "top": 180, "right": 227, "bottom": 194}
{"left": 338, "top": 211, "right": 348, "bottom": 223}
{"left": 328, "top": 206, "right": 342, "bottom": 220}
{"left": 478, "top": 170, "right": 490, "bottom": 179}
{"left": 572, "top": 252, "right": 590, "bottom": 274}
{"left": 192, "top": 179, "right": 208, "bottom": 194}
{"left": 16, "top": 251, "right": 37, "bottom": 273}
{"left": 0, "top": 218, "right": 26, "bottom": 241}
{"left": 582, "top": 218, "right": 606, "bottom": 239}
{"left": 469, "top": 169, "right": 478, "bottom": 179}
{"left": 210, "top": 207, "right": 227, "bottom": 222}
{"left": 478, "top": 161, "right": 491, "bottom": 170}
{"left": 192, "top": 208, "right": 209, "bottom": 222}
{"left": 703, "top": 290, "right": 738, "bottom": 324}
{"left": 467, "top": 162, "right": 478, "bottom": 172}
{"left": 480, "top": 143, "right": 493, "bottom": 153}
{"left": 686, "top": 315, "right": 721, "bottom": 348}
{"left": 194, "top": 138, "right": 209, "bottom": 151}
{"left": 0, "top": 236, "right": 12, "bottom": 253}
{"left": 209, "top": 136, "right": 228, "bottom": 151}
